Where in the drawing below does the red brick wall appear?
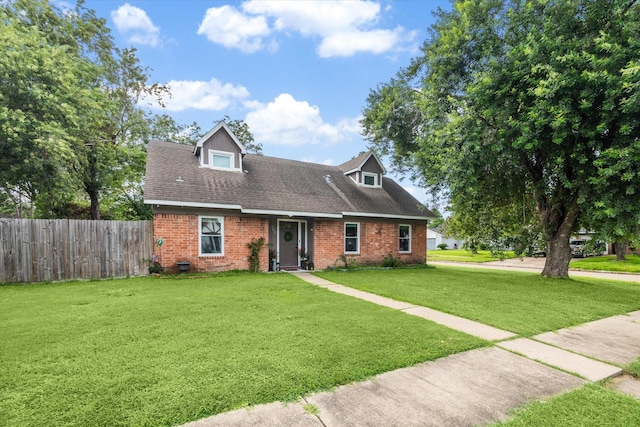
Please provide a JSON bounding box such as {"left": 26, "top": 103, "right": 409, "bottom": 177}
{"left": 313, "top": 220, "right": 426, "bottom": 269}
{"left": 154, "top": 213, "right": 425, "bottom": 272}
{"left": 153, "top": 213, "right": 269, "bottom": 273}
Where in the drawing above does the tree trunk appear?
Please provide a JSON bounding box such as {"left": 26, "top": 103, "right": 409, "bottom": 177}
{"left": 84, "top": 143, "right": 101, "bottom": 220}
{"left": 542, "top": 233, "right": 573, "bottom": 277}
{"left": 536, "top": 194, "right": 580, "bottom": 278}
{"left": 88, "top": 188, "right": 100, "bottom": 220}
{"left": 613, "top": 239, "right": 628, "bottom": 261}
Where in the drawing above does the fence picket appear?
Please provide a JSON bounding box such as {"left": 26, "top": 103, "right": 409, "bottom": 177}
{"left": 0, "top": 219, "right": 153, "bottom": 283}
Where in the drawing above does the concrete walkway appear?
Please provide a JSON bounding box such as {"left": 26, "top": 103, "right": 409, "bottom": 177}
{"left": 181, "top": 272, "right": 640, "bottom": 427}
{"left": 429, "top": 258, "right": 640, "bottom": 283}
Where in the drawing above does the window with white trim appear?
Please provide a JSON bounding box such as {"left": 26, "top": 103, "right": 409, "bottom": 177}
{"left": 200, "top": 216, "right": 223, "bottom": 255}
{"left": 363, "top": 172, "right": 377, "bottom": 187}
{"left": 399, "top": 224, "right": 411, "bottom": 253}
{"left": 345, "top": 222, "right": 360, "bottom": 253}
{"left": 209, "top": 150, "right": 234, "bottom": 170}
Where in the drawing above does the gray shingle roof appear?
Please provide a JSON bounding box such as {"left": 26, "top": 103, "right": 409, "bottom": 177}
{"left": 144, "top": 140, "right": 433, "bottom": 220}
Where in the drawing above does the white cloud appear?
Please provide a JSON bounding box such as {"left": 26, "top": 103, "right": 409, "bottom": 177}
{"left": 111, "top": 3, "right": 160, "bottom": 47}
{"left": 318, "top": 28, "right": 403, "bottom": 58}
{"left": 197, "top": 5, "right": 271, "bottom": 53}
{"left": 243, "top": 0, "right": 380, "bottom": 36}
{"left": 197, "top": 0, "right": 412, "bottom": 57}
{"left": 141, "top": 78, "right": 250, "bottom": 111}
{"left": 245, "top": 94, "right": 360, "bottom": 146}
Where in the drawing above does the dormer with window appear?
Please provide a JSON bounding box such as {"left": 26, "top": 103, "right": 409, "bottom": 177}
{"left": 338, "top": 151, "right": 386, "bottom": 188}
{"left": 193, "top": 121, "right": 246, "bottom": 172}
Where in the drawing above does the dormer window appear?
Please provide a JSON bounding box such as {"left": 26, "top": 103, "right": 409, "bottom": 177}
{"left": 338, "top": 151, "right": 386, "bottom": 189}
{"left": 363, "top": 172, "right": 378, "bottom": 187}
{"left": 194, "top": 121, "right": 246, "bottom": 172}
{"left": 209, "top": 150, "right": 234, "bottom": 170}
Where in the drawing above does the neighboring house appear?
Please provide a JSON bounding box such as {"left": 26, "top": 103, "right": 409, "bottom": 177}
{"left": 427, "top": 228, "right": 464, "bottom": 250}
{"left": 144, "top": 122, "right": 434, "bottom": 272}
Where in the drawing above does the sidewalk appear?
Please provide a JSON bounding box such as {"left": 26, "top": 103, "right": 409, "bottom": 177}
{"left": 428, "top": 258, "right": 640, "bottom": 283}
{"left": 182, "top": 272, "right": 640, "bottom": 427}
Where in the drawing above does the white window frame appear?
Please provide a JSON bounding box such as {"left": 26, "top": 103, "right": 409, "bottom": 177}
{"left": 399, "top": 224, "right": 411, "bottom": 253}
{"left": 362, "top": 172, "right": 379, "bottom": 187}
{"left": 208, "top": 150, "right": 235, "bottom": 171}
{"left": 344, "top": 222, "right": 360, "bottom": 254}
{"left": 199, "top": 216, "right": 224, "bottom": 256}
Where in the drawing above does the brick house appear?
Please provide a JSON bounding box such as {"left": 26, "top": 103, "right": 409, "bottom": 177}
{"left": 144, "top": 122, "right": 434, "bottom": 272}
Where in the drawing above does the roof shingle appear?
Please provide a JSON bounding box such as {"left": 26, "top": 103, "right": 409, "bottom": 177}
{"left": 144, "top": 140, "right": 433, "bottom": 220}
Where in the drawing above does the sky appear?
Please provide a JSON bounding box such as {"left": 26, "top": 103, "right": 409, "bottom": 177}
{"left": 83, "top": 0, "right": 452, "bottom": 206}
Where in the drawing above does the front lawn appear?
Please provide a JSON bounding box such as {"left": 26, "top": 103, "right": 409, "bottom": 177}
{"left": 492, "top": 384, "right": 640, "bottom": 427}
{"left": 315, "top": 267, "right": 640, "bottom": 336}
{"left": 0, "top": 273, "right": 486, "bottom": 427}
{"left": 427, "top": 249, "right": 516, "bottom": 263}
{"left": 570, "top": 255, "right": 640, "bottom": 273}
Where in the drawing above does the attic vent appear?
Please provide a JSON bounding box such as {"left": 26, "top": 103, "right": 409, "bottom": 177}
{"left": 325, "top": 175, "right": 332, "bottom": 183}
{"left": 176, "top": 176, "right": 184, "bottom": 182}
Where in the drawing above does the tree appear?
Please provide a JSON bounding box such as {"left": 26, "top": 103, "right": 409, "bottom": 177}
{"left": 2, "top": 0, "right": 171, "bottom": 220}
{"left": 0, "top": 5, "right": 96, "bottom": 217}
{"left": 583, "top": 137, "right": 640, "bottom": 260}
{"left": 362, "top": 0, "right": 640, "bottom": 278}
{"left": 219, "top": 116, "right": 263, "bottom": 154}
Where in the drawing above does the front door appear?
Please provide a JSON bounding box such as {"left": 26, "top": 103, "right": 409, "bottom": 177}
{"left": 279, "top": 221, "right": 299, "bottom": 267}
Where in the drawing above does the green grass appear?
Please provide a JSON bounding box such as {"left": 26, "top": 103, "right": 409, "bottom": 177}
{"left": 492, "top": 384, "right": 640, "bottom": 426}
{"left": 315, "top": 267, "right": 640, "bottom": 336}
{"left": 0, "top": 272, "right": 486, "bottom": 427}
{"left": 627, "top": 358, "right": 640, "bottom": 377}
{"left": 570, "top": 255, "right": 640, "bottom": 273}
{"left": 427, "top": 249, "right": 516, "bottom": 262}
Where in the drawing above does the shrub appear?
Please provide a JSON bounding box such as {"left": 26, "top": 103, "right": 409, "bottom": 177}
{"left": 381, "top": 253, "right": 404, "bottom": 268}
{"left": 247, "top": 238, "right": 266, "bottom": 273}
{"left": 437, "top": 243, "right": 448, "bottom": 250}
{"left": 337, "top": 254, "right": 357, "bottom": 269}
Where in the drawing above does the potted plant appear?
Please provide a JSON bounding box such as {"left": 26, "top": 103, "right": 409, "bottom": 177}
{"left": 299, "top": 247, "right": 308, "bottom": 270}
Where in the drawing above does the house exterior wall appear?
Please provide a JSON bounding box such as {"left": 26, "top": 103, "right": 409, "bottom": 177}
{"left": 313, "top": 219, "right": 426, "bottom": 269}
{"left": 201, "top": 130, "right": 242, "bottom": 168}
{"left": 427, "top": 228, "right": 465, "bottom": 250}
{"left": 154, "top": 212, "right": 425, "bottom": 272}
{"left": 153, "top": 213, "right": 269, "bottom": 273}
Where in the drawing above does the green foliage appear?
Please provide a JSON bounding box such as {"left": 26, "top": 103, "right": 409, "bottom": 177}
{"left": 220, "top": 115, "right": 263, "bottom": 155}
{"left": 247, "top": 237, "right": 266, "bottom": 272}
{"left": 337, "top": 254, "right": 358, "bottom": 269}
{"left": 362, "top": 0, "right": 640, "bottom": 278}
{"left": 437, "top": 243, "right": 448, "bottom": 250}
{"left": 381, "top": 253, "right": 404, "bottom": 268}
{"left": 0, "top": 0, "right": 172, "bottom": 220}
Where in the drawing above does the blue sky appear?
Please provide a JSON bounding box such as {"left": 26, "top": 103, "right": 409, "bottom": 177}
{"left": 84, "top": 0, "right": 452, "bottom": 205}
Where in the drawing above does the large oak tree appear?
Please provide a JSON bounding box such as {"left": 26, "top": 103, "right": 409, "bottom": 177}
{"left": 362, "top": 0, "right": 640, "bottom": 277}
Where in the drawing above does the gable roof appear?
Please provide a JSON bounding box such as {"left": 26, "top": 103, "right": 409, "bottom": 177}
{"left": 338, "top": 151, "right": 387, "bottom": 175}
{"left": 145, "top": 141, "right": 434, "bottom": 221}
{"left": 193, "top": 121, "right": 246, "bottom": 157}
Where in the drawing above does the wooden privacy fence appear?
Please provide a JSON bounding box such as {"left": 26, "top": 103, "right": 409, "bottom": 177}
{"left": 0, "top": 219, "right": 154, "bottom": 283}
